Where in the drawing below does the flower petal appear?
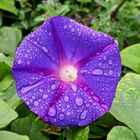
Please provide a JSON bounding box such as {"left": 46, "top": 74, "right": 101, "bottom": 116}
{"left": 51, "top": 16, "right": 114, "bottom": 64}
{"left": 43, "top": 83, "right": 107, "bottom": 126}
{"left": 78, "top": 42, "right": 121, "bottom": 108}
{"left": 25, "top": 18, "right": 60, "bottom": 66}
{"left": 13, "top": 39, "right": 58, "bottom": 71}
{"left": 13, "top": 69, "right": 61, "bottom": 117}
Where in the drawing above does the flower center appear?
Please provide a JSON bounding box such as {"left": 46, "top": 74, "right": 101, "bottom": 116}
{"left": 59, "top": 65, "right": 77, "bottom": 82}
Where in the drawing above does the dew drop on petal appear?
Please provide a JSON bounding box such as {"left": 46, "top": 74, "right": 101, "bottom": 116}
{"left": 59, "top": 113, "right": 64, "bottom": 120}
{"left": 109, "top": 70, "right": 113, "bottom": 75}
{"left": 75, "top": 97, "right": 84, "bottom": 106}
{"left": 93, "top": 95, "right": 100, "bottom": 102}
{"left": 71, "top": 28, "right": 74, "bottom": 32}
{"left": 48, "top": 107, "right": 56, "bottom": 117}
{"left": 63, "top": 25, "right": 67, "bottom": 29}
{"left": 27, "top": 61, "right": 30, "bottom": 65}
{"left": 64, "top": 95, "right": 69, "bottom": 102}
{"left": 92, "top": 69, "right": 103, "bottom": 75}
{"left": 42, "top": 46, "right": 48, "bottom": 53}
{"left": 39, "top": 89, "right": 44, "bottom": 93}
{"left": 98, "top": 62, "right": 102, "bottom": 66}
{"left": 103, "top": 56, "right": 106, "bottom": 60}
{"left": 50, "top": 84, "right": 56, "bottom": 90}
{"left": 71, "top": 84, "right": 78, "bottom": 92}
{"left": 49, "top": 32, "right": 52, "bottom": 36}
{"left": 80, "top": 69, "right": 88, "bottom": 74}
{"left": 43, "top": 94, "right": 48, "bottom": 99}
{"left": 25, "top": 54, "right": 28, "bottom": 58}
{"left": 34, "top": 101, "right": 39, "bottom": 106}
{"left": 80, "top": 110, "right": 88, "bottom": 120}
{"left": 17, "top": 60, "right": 22, "bottom": 64}
{"left": 66, "top": 112, "right": 71, "bottom": 116}
{"left": 109, "top": 59, "right": 113, "bottom": 64}
{"left": 101, "top": 104, "right": 109, "bottom": 110}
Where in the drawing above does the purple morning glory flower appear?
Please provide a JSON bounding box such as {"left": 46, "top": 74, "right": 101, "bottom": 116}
{"left": 12, "top": 16, "right": 121, "bottom": 126}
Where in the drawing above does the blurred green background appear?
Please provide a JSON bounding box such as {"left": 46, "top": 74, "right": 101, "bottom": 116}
{"left": 0, "top": 0, "right": 140, "bottom": 140}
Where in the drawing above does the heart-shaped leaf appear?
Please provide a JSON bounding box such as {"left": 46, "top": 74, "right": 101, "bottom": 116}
{"left": 110, "top": 73, "right": 140, "bottom": 139}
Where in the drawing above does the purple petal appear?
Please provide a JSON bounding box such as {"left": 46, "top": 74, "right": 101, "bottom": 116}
{"left": 51, "top": 16, "right": 114, "bottom": 64}
{"left": 78, "top": 42, "right": 121, "bottom": 108}
{"left": 13, "top": 39, "right": 58, "bottom": 71}
{"left": 13, "top": 69, "right": 61, "bottom": 117}
{"left": 44, "top": 83, "right": 107, "bottom": 126}
{"left": 12, "top": 16, "right": 121, "bottom": 126}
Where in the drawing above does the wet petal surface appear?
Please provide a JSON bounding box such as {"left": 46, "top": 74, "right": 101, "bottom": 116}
{"left": 12, "top": 16, "right": 121, "bottom": 126}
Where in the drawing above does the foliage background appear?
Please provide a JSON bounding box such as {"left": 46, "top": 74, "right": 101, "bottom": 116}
{"left": 0, "top": 0, "right": 140, "bottom": 140}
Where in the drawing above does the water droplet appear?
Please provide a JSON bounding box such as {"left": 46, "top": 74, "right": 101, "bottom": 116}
{"left": 27, "top": 61, "right": 30, "bottom": 65}
{"left": 48, "top": 107, "right": 56, "bottom": 116}
{"left": 92, "top": 32, "right": 95, "bottom": 36}
{"left": 20, "top": 82, "right": 42, "bottom": 94}
{"left": 42, "top": 46, "right": 48, "bottom": 53}
{"left": 86, "top": 103, "right": 90, "bottom": 107}
{"left": 103, "top": 56, "right": 106, "bottom": 60}
{"left": 93, "top": 96, "right": 99, "bottom": 102}
{"left": 43, "top": 94, "right": 48, "bottom": 99}
{"left": 27, "top": 49, "right": 30, "bottom": 53}
{"left": 54, "top": 119, "right": 57, "bottom": 122}
{"left": 29, "top": 99, "right": 33, "bottom": 103}
{"left": 25, "top": 54, "right": 28, "bottom": 58}
{"left": 34, "top": 101, "right": 39, "bottom": 106}
{"left": 80, "top": 69, "right": 88, "bottom": 74}
{"left": 109, "top": 70, "right": 113, "bottom": 75}
{"left": 67, "top": 105, "right": 70, "bottom": 108}
{"left": 66, "top": 112, "right": 71, "bottom": 116}
{"left": 26, "top": 101, "right": 30, "bottom": 105}
{"left": 71, "top": 28, "right": 74, "bottom": 32}
{"left": 92, "top": 69, "right": 103, "bottom": 75}
{"left": 101, "top": 104, "right": 108, "bottom": 110}
{"left": 51, "top": 84, "right": 56, "bottom": 90}
{"left": 17, "top": 60, "right": 21, "bottom": 64}
{"left": 59, "top": 113, "right": 64, "bottom": 120}
{"left": 98, "top": 62, "right": 102, "bottom": 66}
{"left": 64, "top": 25, "right": 67, "bottom": 29}
{"left": 32, "top": 96, "right": 35, "bottom": 99}
{"left": 71, "top": 84, "right": 78, "bottom": 92}
{"left": 64, "top": 95, "right": 69, "bottom": 102}
{"left": 109, "top": 59, "right": 113, "bottom": 64}
{"left": 39, "top": 89, "right": 44, "bottom": 93}
{"left": 49, "top": 32, "right": 52, "bottom": 36}
{"left": 75, "top": 97, "right": 84, "bottom": 106}
{"left": 80, "top": 110, "right": 88, "bottom": 119}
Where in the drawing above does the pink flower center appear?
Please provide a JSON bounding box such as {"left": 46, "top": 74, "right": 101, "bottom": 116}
{"left": 59, "top": 65, "right": 77, "bottom": 82}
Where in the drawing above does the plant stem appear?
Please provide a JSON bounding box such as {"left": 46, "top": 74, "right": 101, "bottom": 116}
{"left": 111, "top": 0, "right": 127, "bottom": 21}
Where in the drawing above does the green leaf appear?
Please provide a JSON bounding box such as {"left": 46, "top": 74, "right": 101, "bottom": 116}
{"left": 0, "top": 83, "right": 21, "bottom": 109}
{"left": 0, "top": 62, "right": 10, "bottom": 81}
{"left": 0, "top": 73, "right": 13, "bottom": 91}
{"left": 110, "top": 73, "right": 140, "bottom": 139}
{"left": 0, "top": 131, "right": 29, "bottom": 140}
{"left": 90, "top": 125, "right": 107, "bottom": 137}
{"left": 0, "top": 27, "right": 22, "bottom": 56}
{"left": 0, "top": 53, "right": 14, "bottom": 67}
{"left": 107, "top": 126, "right": 137, "bottom": 140}
{"left": 121, "top": 43, "right": 140, "bottom": 73}
{"left": 65, "top": 126, "right": 89, "bottom": 140}
{"left": 11, "top": 115, "right": 50, "bottom": 140}
{"left": 0, "top": 53, "right": 11, "bottom": 81}
{"left": 0, "top": 99, "right": 18, "bottom": 128}
{"left": 94, "top": 113, "right": 117, "bottom": 127}
{"left": 0, "top": 11, "right": 2, "bottom": 26}
{"left": 77, "top": 0, "right": 92, "bottom": 3}
{"left": 0, "top": 0, "right": 18, "bottom": 15}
